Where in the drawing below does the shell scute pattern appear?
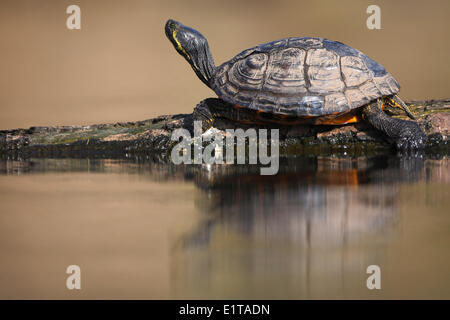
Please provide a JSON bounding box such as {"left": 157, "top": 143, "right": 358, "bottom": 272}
{"left": 359, "top": 81, "right": 382, "bottom": 101}
{"left": 345, "top": 88, "right": 369, "bottom": 109}
{"left": 341, "top": 56, "right": 371, "bottom": 87}
{"left": 211, "top": 37, "right": 400, "bottom": 116}
{"left": 258, "top": 39, "right": 289, "bottom": 52}
{"left": 288, "top": 37, "right": 323, "bottom": 50}
{"left": 228, "top": 53, "right": 267, "bottom": 90}
{"left": 324, "top": 93, "right": 349, "bottom": 113}
{"left": 306, "top": 48, "right": 344, "bottom": 95}
{"left": 263, "top": 48, "right": 307, "bottom": 95}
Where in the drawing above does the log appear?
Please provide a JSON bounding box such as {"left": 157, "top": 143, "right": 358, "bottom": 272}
{"left": 1, "top": 99, "right": 449, "bottom": 159}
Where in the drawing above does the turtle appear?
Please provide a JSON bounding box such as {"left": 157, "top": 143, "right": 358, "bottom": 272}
{"left": 165, "top": 19, "right": 426, "bottom": 150}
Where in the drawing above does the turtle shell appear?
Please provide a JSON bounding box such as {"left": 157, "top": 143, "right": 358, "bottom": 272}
{"left": 210, "top": 37, "right": 400, "bottom": 116}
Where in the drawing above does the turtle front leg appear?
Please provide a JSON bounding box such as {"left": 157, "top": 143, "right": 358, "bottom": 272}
{"left": 362, "top": 98, "right": 427, "bottom": 150}
{"left": 193, "top": 98, "right": 257, "bottom": 131}
{"left": 193, "top": 98, "right": 229, "bottom": 131}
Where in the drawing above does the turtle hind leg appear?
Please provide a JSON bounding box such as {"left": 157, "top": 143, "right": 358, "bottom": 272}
{"left": 362, "top": 98, "right": 427, "bottom": 150}
{"left": 384, "top": 94, "right": 416, "bottom": 119}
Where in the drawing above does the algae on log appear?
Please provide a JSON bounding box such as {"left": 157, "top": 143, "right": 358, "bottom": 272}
{"left": 1, "top": 99, "right": 449, "bottom": 158}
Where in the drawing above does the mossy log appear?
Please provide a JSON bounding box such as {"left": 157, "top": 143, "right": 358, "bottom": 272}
{"left": 1, "top": 99, "right": 449, "bottom": 158}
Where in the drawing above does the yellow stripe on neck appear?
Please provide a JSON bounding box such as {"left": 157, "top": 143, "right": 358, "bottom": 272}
{"left": 172, "top": 29, "right": 190, "bottom": 60}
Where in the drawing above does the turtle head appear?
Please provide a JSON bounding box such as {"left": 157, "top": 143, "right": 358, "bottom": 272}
{"left": 165, "top": 19, "right": 215, "bottom": 87}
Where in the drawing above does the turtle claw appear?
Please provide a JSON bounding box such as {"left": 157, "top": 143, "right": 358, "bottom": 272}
{"left": 396, "top": 136, "right": 426, "bottom": 151}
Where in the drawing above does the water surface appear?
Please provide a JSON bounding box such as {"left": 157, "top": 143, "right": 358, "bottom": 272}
{"left": 0, "top": 155, "right": 448, "bottom": 299}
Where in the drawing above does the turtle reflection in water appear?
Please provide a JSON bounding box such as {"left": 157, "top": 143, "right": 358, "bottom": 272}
{"left": 170, "top": 156, "right": 426, "bottom": 298}
{"left": 165, "top": 19, "right": 426, "bottom": 150}
{"left": 178, "top": 156, "right": 425, "bottom": 248}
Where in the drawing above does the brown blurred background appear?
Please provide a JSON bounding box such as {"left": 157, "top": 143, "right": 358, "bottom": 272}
{"left": 0, "top": 0, "right": 449, "bottom": 129}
